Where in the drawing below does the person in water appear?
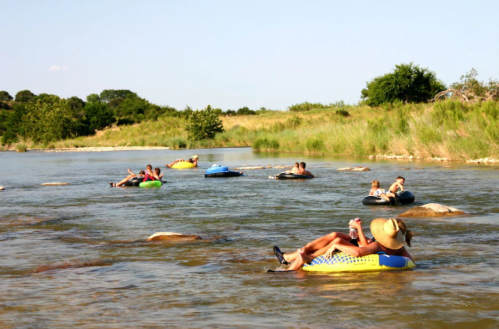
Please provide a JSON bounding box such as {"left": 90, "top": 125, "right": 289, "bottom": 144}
{"left": 273, "top": 219, "right": 371, "bottom": 269}
{"left": 389, "top": 176, "right": 405, "bottom": 194}
{"left": 110, "top": 169, "right": 145, "bottom": 187}
{"left": 368, "top": 180, "right": 395, "bottom": 201}
{"left": 165, "top": 155, "right": 199, "bottom": 168}
{"left": 154, "top": 167, "right": 164, "bottom": 181}
{"left": 143, "top": 164, "right": 161, "bottom": 181}
{"left": 273, "top": 218, "right": 413, "bottom": 271}
{"left": 297, "top": 162, "right": 314, "bottom": 177}
{"left": 286, "top": 162, "right": 300, "bottom": 174}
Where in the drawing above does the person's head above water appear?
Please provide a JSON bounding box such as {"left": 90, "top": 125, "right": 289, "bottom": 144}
{"left": 294, "top": 162, "right": 299, "bottom": 168}
{"left": 370, "top": 218, "right": 413, "bottom": 249}
{"left": 139, "top": 170, "right": 145, "bottom": 175}
{"left": 299, "top": 162, "right": 306, "bottom": 169}
{"left": 191, "top": 155, "right": 199, "bottom": 160}
{"left": 146, "top": 164, "right": 152, "bottom": 171}
{"left": 396, "top": 176, "right": 405, "bottom": 184}
{"left": 154, "top": 167, "right": 161, "bottom": 175}
{"left": 371, "top": 180, "right": 380, "bottom": 188}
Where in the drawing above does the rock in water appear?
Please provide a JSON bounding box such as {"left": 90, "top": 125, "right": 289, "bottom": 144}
{"left": 41, "top": 182, "right": 70, "bottom": 186}
{"left": 398, "top": 203, "right": 465, "bottom": 217}
{"left": 147, "top": 232, "right": 202, "bottom": 242}
{"left": 337, "top": 166, "right": 371, "bottom": 172}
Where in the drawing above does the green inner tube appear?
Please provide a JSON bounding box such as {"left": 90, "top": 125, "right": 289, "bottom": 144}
{"left": 139, "top": 181, "right": 162, "bottom": 188}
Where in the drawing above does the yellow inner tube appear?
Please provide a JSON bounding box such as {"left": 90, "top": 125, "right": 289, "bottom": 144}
{"left": 171, "top": 161, "right": 195, "bottom": 169}
{"left": 302, "top": 252, "right": 416, "bottom": 272}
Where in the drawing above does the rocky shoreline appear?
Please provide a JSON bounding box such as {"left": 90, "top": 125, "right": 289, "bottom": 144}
{"left": 368, "top": 154, "right": 499, "bottom": 165}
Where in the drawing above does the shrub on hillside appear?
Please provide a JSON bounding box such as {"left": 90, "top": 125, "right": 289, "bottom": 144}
{"left": 361, "top": 63, "right": 446, "bottom": 106}
{"left": 288, "top": 102, "right": 325, "bottom": 112}
{"left": 185, "top": 105, "right": 224, "bottom": 140}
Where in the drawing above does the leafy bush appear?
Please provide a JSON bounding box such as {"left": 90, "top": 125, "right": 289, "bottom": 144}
{"left": 185, "top": 105, "right": 224, "bottom": 140}
{"left": 288, "top": 102, "right": 325, "bottom": 112}
{"left": 335, "top": 110, "right": 350, "bottom": 117}
{"left": 237, "top": 107, "right": 256, "bottom": 115}
{"left": 361, "top": 63, "right": 446, "bottom": 106}
{"left": 15, "top": 90, "right": 36, "bottom": 102}
{"left": 15, "top": 143, "right": 27, "bottom": 152}
{"left": 0, "top": 91, "right": 13, "bottom": 101}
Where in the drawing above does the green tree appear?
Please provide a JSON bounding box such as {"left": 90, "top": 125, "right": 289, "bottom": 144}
{"left": 81, "top": 102, "right": 114, "bottom": 133}
{"left": 185, "top": 105, "right": 224, "bottom": 140}
{"left": 99, "top": 89, "right": 136, "bottom": 102}
{"left": 237, "top": 106, "right": 256, "bottom": 115}
{"left": 361, "top": 63, "right": 446, "bottom": 106}
{"left": 114, "top": 94, "right": 149, "bottom": 124}
{"left": 22, "top": 99, "right": 80, "bottom": 143}
{"left": 67, "top": 96, "right": 85, "bottom": 111}
{"left": 0, "top": 91, "right": 13, "bottom": 101}
{"left": 15, "top": 90, "right": 36, "bottom": 102}
{"left": 86, "top": 93, "right": 101, "bottom": 103}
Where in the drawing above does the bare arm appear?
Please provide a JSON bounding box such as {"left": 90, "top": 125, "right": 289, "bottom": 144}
{"left": 368, "top": 188, "right": 375, "bottom": 196}
{"left": 351, "top": 220, "right": 368, "bottom": 247}
{"left": 398, "top": 247, "right": 414, "bottom": 261}
{"left": 127, "top": 169, "right": 136, "bottom": 176}
{"left": 330, "top": 241, "right": 381, "bottom": 258}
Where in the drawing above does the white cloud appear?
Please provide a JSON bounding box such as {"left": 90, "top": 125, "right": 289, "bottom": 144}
{"left": 48, "top": 65, "right": 67, "bottom": 71}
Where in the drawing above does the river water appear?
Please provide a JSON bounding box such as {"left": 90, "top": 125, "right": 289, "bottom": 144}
{"left": 0, "top": 148, "right": 498, "bottom": 328}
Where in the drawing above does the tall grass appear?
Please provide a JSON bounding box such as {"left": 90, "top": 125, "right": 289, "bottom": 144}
{"left": 43, "top": 100, "right": 499, "bottom": 160}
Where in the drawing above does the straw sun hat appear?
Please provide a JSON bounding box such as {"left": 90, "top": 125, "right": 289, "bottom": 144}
{"left": 191, "top": 155, "right": 199, "bottom": 159}
{"left": 370, "top": 218, "right": 406, "bottom": 250}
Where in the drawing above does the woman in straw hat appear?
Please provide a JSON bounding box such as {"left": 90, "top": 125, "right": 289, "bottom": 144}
{"left": 274, "top": 218, "right": 413, "bottom": 271}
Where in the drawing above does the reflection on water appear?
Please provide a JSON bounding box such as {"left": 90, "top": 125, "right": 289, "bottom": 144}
{"left": 1, "top": 148, "right": 498, "bottom": 328}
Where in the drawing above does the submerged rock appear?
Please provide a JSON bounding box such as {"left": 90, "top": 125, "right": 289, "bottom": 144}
{"left": 32, "top": 259, "right": 114, "bottom": 273}
{"left": 146, "top": 232, "right": 202, "bottom": 242}
{"left": 337, "top": 166, "right": 370, "bottom": 172}
{"left": 41, "top": 182, "right": 70, "bottom": 186}
{"left": 398, "top": 203, "right": 465, "bottom": 217}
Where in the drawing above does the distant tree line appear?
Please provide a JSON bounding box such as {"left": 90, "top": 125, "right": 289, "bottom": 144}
{"left": 0, "top": 88, "right": 273, "bottom": 145}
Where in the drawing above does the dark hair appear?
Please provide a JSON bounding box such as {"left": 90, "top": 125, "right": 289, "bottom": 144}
{"left": 147, "top": 164, "right": 152, "bottom": 169}
{"left": 154, "top": 167, "right": 161, "bottom": 175}
{"left": 139, "top": 170, "right": 145, "bottom": 175}
{"left": 294, "top": 162, "right": 299, "bottom": 167}
{"left": 188, "top": 159, "right": 194, "bottom": 163}
{"left": 300, "top": 162, "right": 306, "bottom": 168}
{"left": 396, "top": 176, "right": 405, "bottom": 181}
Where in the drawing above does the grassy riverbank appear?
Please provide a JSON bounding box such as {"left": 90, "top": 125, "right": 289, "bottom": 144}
{"left": 21, "top": 100, "right": 499, "bottom": 161}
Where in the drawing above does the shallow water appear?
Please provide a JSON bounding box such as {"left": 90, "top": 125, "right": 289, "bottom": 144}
{"left": 0, "top": 148, "right": 498, "bottom": 328}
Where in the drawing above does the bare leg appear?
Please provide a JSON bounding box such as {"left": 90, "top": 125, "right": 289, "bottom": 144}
{"left": 380, "top": 194, "right": 391, "bottom": 201}
{"left": 287, "top": 252, "right": 315, "bottom": 271}
{"left": 116, "top": 174, "right": 135, "bottom": 187}
{"left": 165, "top": 159, "right": 184, "bottom": 168}
{"left": 284, "top": 232, "right": 350, "bottom": 263}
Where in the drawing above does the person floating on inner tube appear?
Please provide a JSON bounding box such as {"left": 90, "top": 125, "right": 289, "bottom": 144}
{"left": 297, "top": 162, "right": 314, "bottom": 178}
{"left": 272, "top": 218, "right": 413, "bottom": 271}
{"left": 368, "top": 180, "right": 396, "bottom": 202}
{"left": 143, "top": 164, "right": 161, "bottom": 181}
{"left": 165, "top": 155, "right": 199, "bottom": 168}
{"left": 285, "top": 162, "right": 300, "bottom": 174}
{"left": 389, "top": 176, "right": 405, "bottom": 194}
{"left": 109, "top": 169, "right": 146, "bottom": 187}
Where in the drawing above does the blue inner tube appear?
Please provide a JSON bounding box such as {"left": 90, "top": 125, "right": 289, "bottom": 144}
{"left": 362, "top": 191, "right": 415, "bottom": 205}
{"left": 205, "top": 171, "right": 243, "bottom": 178}
{"left": 275, "top": 173, "right": 312, "bottom": 179}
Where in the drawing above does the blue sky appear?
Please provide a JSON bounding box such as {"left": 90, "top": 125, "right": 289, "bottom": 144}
{"left": 1, "top": 0, "right": 498, "bottom": 110}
